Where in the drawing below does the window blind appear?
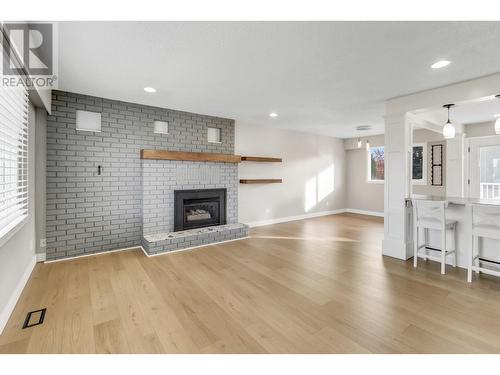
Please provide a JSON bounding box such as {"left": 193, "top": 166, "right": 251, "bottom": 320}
{"left": 0, "top": 85, "right": 29, "bottom": 239}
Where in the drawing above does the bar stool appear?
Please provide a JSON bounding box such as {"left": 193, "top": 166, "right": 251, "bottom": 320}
{"left": 413, "top": 200, "right": 457, "bottom": 274}
{"left": 468, "top": 204, "right": 500, "bottom": 282}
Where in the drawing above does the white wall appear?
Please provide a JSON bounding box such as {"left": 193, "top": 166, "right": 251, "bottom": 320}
{"left": 345, "top": 135, "right": 384, "bottom": 213}
{"left": 235, "top": 124, "right": 346, "bottom": 226}
{"left": 0, "top": 103, "right": 37, "bottom": 333}
{"left": 465, "top": 121, "right": 497, "bottom": 138}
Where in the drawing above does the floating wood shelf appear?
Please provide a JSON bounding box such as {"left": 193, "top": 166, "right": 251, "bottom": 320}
{"left": 140, "top": 149, "right": 242, "bottom": 163}
{"left": 239, "top": 179, "right": 282, "bottom": 184}
{"left": 241, "top": 156, "right": 282, "bottom": 162}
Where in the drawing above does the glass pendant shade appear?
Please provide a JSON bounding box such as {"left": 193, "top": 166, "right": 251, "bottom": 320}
{"left": 442, "top": 104, "right": 456, "bottom": 139}
{"left": 443, "top": 121, "right": 455, "bottom": 139}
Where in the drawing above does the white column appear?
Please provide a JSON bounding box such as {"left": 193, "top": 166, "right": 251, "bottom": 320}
{"left": 382, "top": 113, "right": 413, "bottom": 260}
{"left": 446, "top": 133, "right": 465, "bottom": 197}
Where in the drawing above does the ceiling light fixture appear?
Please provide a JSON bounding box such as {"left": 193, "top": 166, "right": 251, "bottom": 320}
{"left": 431, "top": 60, "right": 451, "bottom": 69}
{"left": 495, "top": 95, "right": 500, "bottom": 135}
{"left": 269, "top": 112, "right": 278, "bottom": 118}
{"left": 442, "top": 104, "right": 456, "bottom": 139}
{"left": 357, "top": 138, "right": 362, "bottom": 148}
{"left": 144, "top": 87, "right": 156, "bottom": 93}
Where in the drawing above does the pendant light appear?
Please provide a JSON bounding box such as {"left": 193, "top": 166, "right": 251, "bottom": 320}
{"left": 357, "top": 138, "right": 362, "bottom": 148}
{"left": 442, "top": 104, "right": 456, "bottom": 139}
{"left": 495, "top": 95, "right": 500, "bottom": 135}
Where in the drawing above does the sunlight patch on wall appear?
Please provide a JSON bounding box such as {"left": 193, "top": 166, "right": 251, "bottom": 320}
{"left": 304, "top": 163, "right": 335, "bottom": 212}
{"left": 318, "top": 165, "right": 335, "bottom": 201}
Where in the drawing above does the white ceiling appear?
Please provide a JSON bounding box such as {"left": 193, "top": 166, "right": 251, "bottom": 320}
{"left": 58, "top": 21, "right": 500, "bottom": 138}
{"left": 416, "top": 97, "right": 500, "bottom": 130}
{"left": 450, "top": 99, "right": 500, "bottom": 125}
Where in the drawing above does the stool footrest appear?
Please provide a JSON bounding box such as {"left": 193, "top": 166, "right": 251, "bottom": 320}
{"left": 423, "top": 246, "right": 455, "bottom": 254}
{"left": 419, "top": 254, "right": 445, "bottom": 263}
{"left": 417, "top": 249, "right": 455, "bottom": 263}
{"left": 477, "top": 257, "right": 500, "bottom": 266}
{"left": 472, "top": 266, "right": 500, "bottom": 278}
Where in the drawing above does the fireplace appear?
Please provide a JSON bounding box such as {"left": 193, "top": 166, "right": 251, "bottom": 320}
{"left": 174, "top": 188, "right": 227, "bottom": 231}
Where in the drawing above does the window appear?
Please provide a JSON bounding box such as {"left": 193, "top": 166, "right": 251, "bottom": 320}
{"left": 412, "top": 143, "right": 427, "bottom": 185}
{"left": 0, "top": 85, "right": 29, "bottom": 241}
{"left": 368, "top": 146, "right": 384, "bottom": 182}
{"left": 479, "top": 145, "right": 500, "bottom": 199}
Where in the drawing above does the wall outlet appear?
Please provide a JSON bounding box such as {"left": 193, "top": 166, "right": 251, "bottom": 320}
{"left": 40, "top": 238, "right": 47, "bottom": 248}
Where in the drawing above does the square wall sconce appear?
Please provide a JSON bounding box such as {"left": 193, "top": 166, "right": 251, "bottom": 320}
{"left": 154, "top": 120, "right": 169, "bottom": 134}
{"left": 76, "top": 110, "right": 101, "bottom": 132}
{"left": 207, "top": 127, "right": 221, "bottom": 143}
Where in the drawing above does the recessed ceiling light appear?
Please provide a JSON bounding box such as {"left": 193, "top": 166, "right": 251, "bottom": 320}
{"left": 431, "top": 60, "right": 451, "bottom": 69}
{"left": 144, "top": 87, "right": 156, "bottom": 93}
{"left": 269, "top": 112, "right": 278, "bottom": 118}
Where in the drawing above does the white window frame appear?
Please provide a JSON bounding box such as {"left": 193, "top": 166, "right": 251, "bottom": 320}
{"left": 0, "top": 86, "right": 29, "bottom": 248}
{"left": 367, "top": 145, "right": 385, "bottom": 184}
{"left": 412, "top": 143, "right": 427, "bottom": 185}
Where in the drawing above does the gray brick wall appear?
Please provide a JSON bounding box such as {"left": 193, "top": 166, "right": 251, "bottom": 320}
{"left": 46, "top": 90, "right": 235, "bottom": 260}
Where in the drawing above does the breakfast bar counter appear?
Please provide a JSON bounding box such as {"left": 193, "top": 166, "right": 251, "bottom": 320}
{"left": 410, "top": 195, "right": 500, "bottom": 270}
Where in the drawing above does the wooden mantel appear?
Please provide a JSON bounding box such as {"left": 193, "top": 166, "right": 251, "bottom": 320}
{"left": 241, "top": 156, "right": 282, "bottom": 162}
{"left": 140, "top": 149, "right": 242, "bottom": 163}
{"left": 240, "top": 179, "right": 282, "bottom": 184}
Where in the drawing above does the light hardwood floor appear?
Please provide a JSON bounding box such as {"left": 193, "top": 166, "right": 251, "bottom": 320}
{"left": 2, "top": 213, "right": 500, "bottom": 353}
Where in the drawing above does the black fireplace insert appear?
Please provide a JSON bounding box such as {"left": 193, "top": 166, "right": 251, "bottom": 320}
{"left": 174, "top": 188, "right": 227, "bottom": 231}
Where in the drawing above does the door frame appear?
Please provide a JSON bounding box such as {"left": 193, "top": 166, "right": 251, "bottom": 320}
{"left": 465, "top": 135, "right": 500, "bottom": 198}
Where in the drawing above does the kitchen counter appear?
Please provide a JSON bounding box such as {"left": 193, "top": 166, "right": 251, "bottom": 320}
{"left": 411, "top": 194, "right": 500, "bottom": 206}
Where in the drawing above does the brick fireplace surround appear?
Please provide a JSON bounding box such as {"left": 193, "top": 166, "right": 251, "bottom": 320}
{"left": 46, "top": 90, "right": 247, "bottom": 260}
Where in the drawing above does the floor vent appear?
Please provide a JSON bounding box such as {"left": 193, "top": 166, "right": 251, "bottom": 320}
{"left": 22, "top": 308, "right": 46, "bottom": 329}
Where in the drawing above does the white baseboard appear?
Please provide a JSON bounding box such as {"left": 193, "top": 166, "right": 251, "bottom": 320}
{"left": 44, "top": 245, "right": 142, "bottom": 263}
{"left": 36, "top": 252, "right": 46, "bottom": 262}
{"left": 245, "top": 209, "right": 347, "bottom": 228}
{"left": 45, "top": 236, "right": 250, "bottom": 263}
{"left": 345, "top": 208, "right": 384, "bottom": 217}
{"left": 245, "top": 208, "right": 384, "bottom": 228}
{"left": 0, "top": 255, "right": 36, "bottom": 335}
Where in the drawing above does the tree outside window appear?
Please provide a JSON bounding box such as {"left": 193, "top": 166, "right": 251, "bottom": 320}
{"left": 369, "top": 146, "right": 384, "bottom": 181}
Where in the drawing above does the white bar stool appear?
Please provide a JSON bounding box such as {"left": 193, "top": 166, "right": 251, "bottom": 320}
{"left": 413, "top": 200, "right": 457, "bottom": 274}
{"left": 468, "top": 204, "right": 500, "bottom": 282}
